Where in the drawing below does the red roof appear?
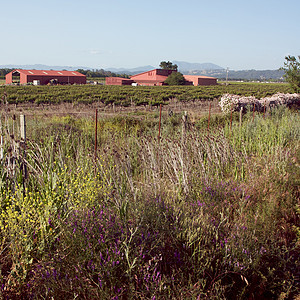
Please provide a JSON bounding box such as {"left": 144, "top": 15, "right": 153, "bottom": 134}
{"left": 131, "top": 69, "right": 175, "bottom": 83}
{"left": 12, "top": 69, "right": 86, "bottom": 77}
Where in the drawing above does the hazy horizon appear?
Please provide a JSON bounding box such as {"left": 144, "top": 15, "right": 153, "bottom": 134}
{"left": 1, "top": 0, "right": 299, "bottom": 70}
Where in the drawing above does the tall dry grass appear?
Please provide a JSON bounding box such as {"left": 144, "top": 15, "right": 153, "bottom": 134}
{"left": 0, "top": 107, "right": 299, "bottom": 299}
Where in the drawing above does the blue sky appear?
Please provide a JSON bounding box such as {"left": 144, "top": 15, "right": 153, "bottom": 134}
{"left": 1, "top": 0, "right": 299, "bottom": 70}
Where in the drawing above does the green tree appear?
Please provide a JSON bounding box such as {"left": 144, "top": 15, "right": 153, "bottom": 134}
{"left": 159, "top": 61, "right": 178, "bottom": 71}
{"left": 164, "top": 72, "right": 186, "bottom": 85}
{"left": 281, "top": 55, "right": 300, "bottom": 92}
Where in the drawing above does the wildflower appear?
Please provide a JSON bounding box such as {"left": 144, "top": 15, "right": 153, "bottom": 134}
{"left": 197, "top": 201, "right": 204, "bottom": 207}
{"left": 242, "top": 249, "right": 248, "bottom": 254}
{"left": 260, "top": 246, "right": 267, "bottom": 254}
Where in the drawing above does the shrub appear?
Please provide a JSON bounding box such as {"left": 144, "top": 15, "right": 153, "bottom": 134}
{"left": 219, "top": 93, "right": 300, "bottom": 113}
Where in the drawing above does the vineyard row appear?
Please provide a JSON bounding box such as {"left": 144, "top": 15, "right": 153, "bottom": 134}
{"left": 0, "top": 83, "right": 292, "bottom": 106}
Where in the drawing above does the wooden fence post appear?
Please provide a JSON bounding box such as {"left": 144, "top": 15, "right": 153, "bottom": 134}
{"left": 20, "top": 114, "right": 26, "bottom": 140}
{"left": 239, "top": 107, "right": 243, "bottom": 128}
{"left": 182, "top": 111, "right": 188, "bottom": 143}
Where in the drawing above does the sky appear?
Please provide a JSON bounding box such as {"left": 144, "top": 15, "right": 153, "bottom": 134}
{"left": 1, "top": 0, "right": 299, "bottom": 70}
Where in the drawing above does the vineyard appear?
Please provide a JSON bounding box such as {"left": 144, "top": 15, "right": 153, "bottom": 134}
{"left": 0, "top": 82, "right": 293, "bottom": 106}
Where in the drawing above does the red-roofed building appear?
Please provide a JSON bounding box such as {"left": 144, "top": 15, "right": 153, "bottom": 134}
{"left": 130, "top": 69, "right": 177, "bottom": 86}
{"left": 5, "top": 69, "right": 86, "bottom": 85}
{"left": 105, "top": 77, "right": 134, "bottom": 86}
{"left": 183, "top": 75, "right": 217, "bottom": 86}
{"left": 104, "top": 68, "right": 218, "bottom": 86}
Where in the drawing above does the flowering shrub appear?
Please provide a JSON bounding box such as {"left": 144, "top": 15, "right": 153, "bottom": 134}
{"left": 219, "top": 94, "right": 255, "bottom": 113}
{"left": 259, "top": 92, "right": 300, "bottom": 106}
{"left": 26, "top": 197, "right": 187, "bottom": 299}
{"left": 219, "top": 93, "right": 300, "bottom": 113}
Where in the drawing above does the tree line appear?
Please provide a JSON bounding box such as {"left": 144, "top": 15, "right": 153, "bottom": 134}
{"left": 75, "top": 69, "right": 130, "bottom": 79}
{"left": 0, "top": 68, "right": 14, "bottom": 79}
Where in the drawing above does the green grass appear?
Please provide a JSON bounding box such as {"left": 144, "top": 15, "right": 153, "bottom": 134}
{"left": 0, "top": 107, "right": 299, "bottom": 299}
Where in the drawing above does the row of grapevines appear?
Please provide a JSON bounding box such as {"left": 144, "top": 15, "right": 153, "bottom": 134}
{"left": 0, "top": 83, "right": 292, "bottom": 105}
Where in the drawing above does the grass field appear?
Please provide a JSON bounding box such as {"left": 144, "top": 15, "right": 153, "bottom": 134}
{"left": 0, "top": 96, "right": 299, "bottom": 299}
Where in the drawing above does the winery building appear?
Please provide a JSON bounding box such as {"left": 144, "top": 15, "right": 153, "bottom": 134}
{"left": 130, "top": 69, "right": 176, "bottom": 86}
{"left": 5, "top": 69, "right": 86, "bottom": 85}
{"left": 183, "top": 75, "right": 217, "bottom": 86}
{"left": 105, "top": 77, "right": 134, "bottom": 86}
{"left": 106, "top": 69, "right": 217, "bottom": 86}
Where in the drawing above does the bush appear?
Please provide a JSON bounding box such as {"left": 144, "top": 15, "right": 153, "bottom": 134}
{"left": 164, "top": 72, "right": 186, "bottom": 86}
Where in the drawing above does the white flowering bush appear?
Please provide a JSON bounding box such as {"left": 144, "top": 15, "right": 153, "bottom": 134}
{"left": 219, "top": 94, "right": 257, "bottom": 113}
{"left": 259, "top": 93, "right": 300, "bottom": 106}
{"left": 219, "top": 93, "right": 300, "bottom": 113}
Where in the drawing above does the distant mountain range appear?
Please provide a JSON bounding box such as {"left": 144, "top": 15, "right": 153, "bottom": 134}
{"left": 104, "top": 62, "right": 284, "bottom": 80}
{"left": 106, "top": 61, "right": 224, "bottom": 74}
{"left": 174, "top": 61, "right": 224, "bottom": 72}
{"left": 182, "top": 69, "right": 285, "bottom": 81}
{"left": 0, "top": 64, "right": 89, "bottom": 71}
{"left": 0, "top": 62, "right": 284, "bottom": 81}
{"left": 105, "top": 65, "right": 155, "bottom": 73}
